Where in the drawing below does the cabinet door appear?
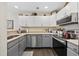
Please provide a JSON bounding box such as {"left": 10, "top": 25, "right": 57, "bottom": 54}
{"left": 67, "top": 48, "right": 78, "bottom": 56}
{"left": 42, "top": 35, "right": 52, "bottom": 47}
{"left": 41, "top": 16, "right": 50, "bottom": 26}
{"left": 57, "top": 9, "right": 65, "bottom": 20}
{"left": 24, "top": 36, "right": 26, "bottom": 49}
{"left": 26, "top": 35, "right": 32, "bottom": 47}
{"left": 72, "top": 13, "right": 78, "bottom": 22}
{"left": 50, "top": 16, "right": 57, "bottom": 26}
{"left": 18, "top": 36, "right": 26, "bottom": 56}
{"left": 7, "top": 43, "right": 18, "bottom": 56}
{"left": 70, "top": 2, "right": 77, "bottom": 13}
{"left": 31, "top": 35, "right": 36, "bottom": 47}
{"left": 49, "top": 35, "right": 53, "bottom": 47}
{"left": 22, "top": 36, "right": 26, "bottom": 50}
{"left": 36, "top": 35, "right": 42, "bottom": 47}
{"left": 18, "top": 40, "right": 24, "bottom": 56}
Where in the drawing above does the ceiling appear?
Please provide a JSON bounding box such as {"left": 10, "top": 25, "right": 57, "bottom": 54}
{"left": 8, "top": 2, "right": 67, "bottom": 13}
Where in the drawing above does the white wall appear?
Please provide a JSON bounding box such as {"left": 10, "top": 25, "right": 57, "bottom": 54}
{"left": 7, "top": 3, "right": 19, "bottom": 30}
{"left": 7, "top": 13, "right": 18, "bottom": 30}
{"left": 0, "top": 3, "right": 7, "bottom": 56}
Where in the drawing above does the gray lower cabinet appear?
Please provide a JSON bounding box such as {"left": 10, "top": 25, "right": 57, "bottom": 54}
{"left": 26, "top": 35, "right": 32, "bottom": 47}
{"left": 36, "top": 35, "right": 42, "bottom": 47}
{"left": 7, "top": 43, "right": 19, "bottom": 56}
{"left": 42, "top": 34, "right": 52, "bottom": 47}
{"left": 18, "top": 39, "right": 24, "bottom": 56}
{"left": 7, "top": 35, "right": 26, "bottom": 56}
{"left": 18, "top": 36, "right": 27, "bottom": 56}
{"left": 26, "top": 35, "right": 43, "bottom": 48}
{"left": 21, "top": 35, "right": 26, "bottom": 50}
{"left": 26, "top": 35, "right": 37, "bottom": 47}
{"left": 67, "top": 41, "right": 78, "bottom": 56}
{"left": 67, "top": 48, "right": 78, "bottom": 56}
{"left": 23, "top": 36, "right": 26, "bottom": 50}
{"left": 26, "top": 34, "right": 52, "bottom": 48}
{"left": 31, "top": 35, "right": 36, "bottom": 47}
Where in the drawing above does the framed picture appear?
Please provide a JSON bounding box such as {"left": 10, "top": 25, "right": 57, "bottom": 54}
{"left": 7, "top": 20, "right": 14, "bottom": 29}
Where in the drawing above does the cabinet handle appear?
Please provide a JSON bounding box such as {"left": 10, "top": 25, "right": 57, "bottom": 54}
{"left": 73, "top": 48, "right": 77, "bottom": 51}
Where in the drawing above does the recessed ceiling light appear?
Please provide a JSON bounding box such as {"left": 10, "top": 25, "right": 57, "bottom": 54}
{"left": 14, "top": 5, "right": 18, "bottom": 9}
{"left": 45, "top": 6, "right": 48, "bottom": 9}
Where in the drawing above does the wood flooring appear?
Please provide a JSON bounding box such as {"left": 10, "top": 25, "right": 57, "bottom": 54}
{"left": 24, "top": 48, "right": 57, "bottom": 56}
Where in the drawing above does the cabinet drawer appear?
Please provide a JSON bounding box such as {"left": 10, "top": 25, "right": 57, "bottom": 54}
{"left": 8, "top": 39, "right": 18, "bottom": 49}
{"left": 67, "top": 42, "right": 78, "bottom": 54}
{"left": 67, "top": 48, "right": 78, "bottom": 56}
{"left": 7, "top": 43, "right": 19, "bottom": 56}
{"left": 18, "top": 40, "right": 24, "bottom": 56}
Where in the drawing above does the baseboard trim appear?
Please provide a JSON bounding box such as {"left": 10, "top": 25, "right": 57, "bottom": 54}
{"left": 25, "top": 47, "right": 53, "bottom": 49}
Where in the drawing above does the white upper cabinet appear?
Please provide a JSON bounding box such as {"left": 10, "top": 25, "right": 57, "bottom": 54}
{"left": 18, "top": 16, "right": 56, "bottom": 27}
{"left": 57, "top": 8, "right": 66, "bottom": 20}
{"left": 70, "top": 2, "right": 77, "bottom": 13}
{"left": 18, "top": 16, "right": 26, "bottom": 26}
{"left": 57, "top": 2, "right": 78, "bottom": 20}
{"left": 40, "top": 16, "right": 50, "bottom": 26}
{"left": 19, "top": 16, "right": 35, "bottom": 26}
{"left": 49, "top": 15, "right": 57, "bottom": 26}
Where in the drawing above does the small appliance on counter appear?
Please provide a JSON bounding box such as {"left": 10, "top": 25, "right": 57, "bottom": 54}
{"left": 63, "top": 31, "right": 71, "bottom": 39}
{"left": 63, "top": 30, "right": 77, "bottom": 39}
{"left": 56, "top": 28, "right": 64, "bottom": 38}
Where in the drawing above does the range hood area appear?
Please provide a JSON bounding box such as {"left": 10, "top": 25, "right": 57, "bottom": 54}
{"left": 56, "top": 13, "right": 78, "bottom": 26}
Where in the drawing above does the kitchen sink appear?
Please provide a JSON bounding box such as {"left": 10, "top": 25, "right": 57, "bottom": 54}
{"left": 7, "top": 35, "right": 19, "bottom": 40}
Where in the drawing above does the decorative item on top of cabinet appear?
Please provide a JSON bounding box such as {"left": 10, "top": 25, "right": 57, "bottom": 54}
{"left": 32, "top": 12, "right": 38, "bottom": 16}
{"left": 18, "top": 13, "right": 23, "bottom": 16}
{"left": 44, "top": 14, "right": 46, "bottom": 16}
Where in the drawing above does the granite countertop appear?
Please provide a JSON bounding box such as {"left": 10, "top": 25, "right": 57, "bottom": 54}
{"left": 7, "top": 33, "right": 54, "bottom": 43}
{"left": 7, "top": 33, "right": 26, "bottom": 43}
{"left": 52, "top": 35, "right": 79, "bottom": 46}
{"left": 7, "top": 33, "right": 79, "bottom": 46}
{"left": 67, "top": 40, "right": 79, "bottom": 46}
